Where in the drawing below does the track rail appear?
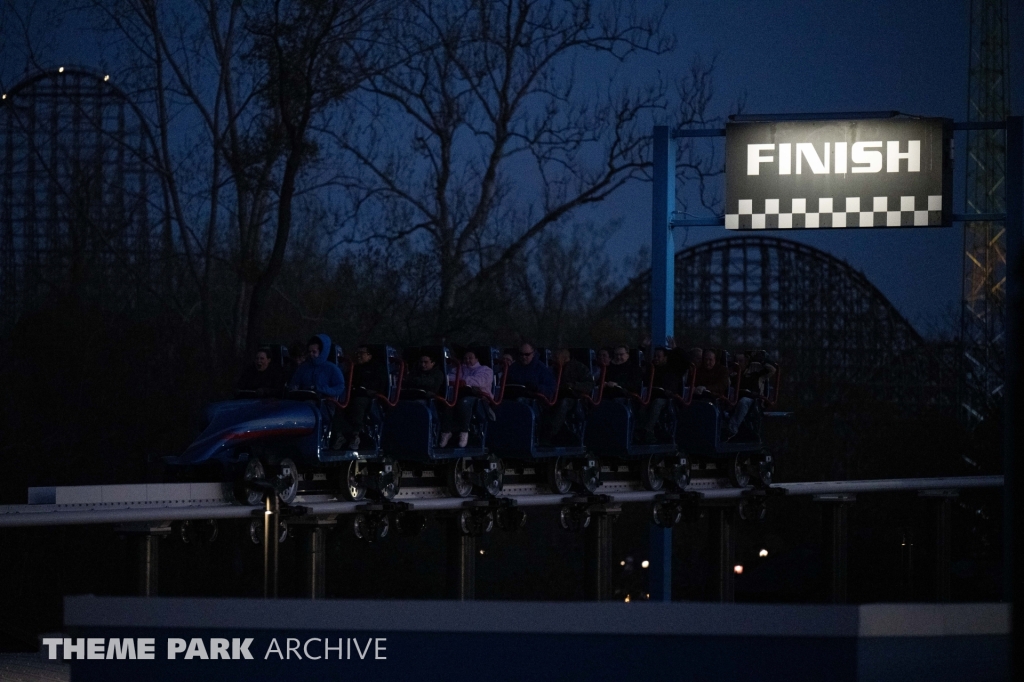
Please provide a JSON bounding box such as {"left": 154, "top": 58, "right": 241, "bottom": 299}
{"left": 0, "top": 476, "right": 1003, "bottom": 528}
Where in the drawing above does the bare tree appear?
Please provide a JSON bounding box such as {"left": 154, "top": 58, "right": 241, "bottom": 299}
{"left": 83, "top": 0, "right": 396, "bottom": 356}
{"left": 335, "top": 0, "right": 682, "bottom": 337}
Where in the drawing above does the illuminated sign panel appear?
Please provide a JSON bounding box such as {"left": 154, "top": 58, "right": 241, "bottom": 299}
{"left": 725, "top": 118, "right": 952, "bottom": 229}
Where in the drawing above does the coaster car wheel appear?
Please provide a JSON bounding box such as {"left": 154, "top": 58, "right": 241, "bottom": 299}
{"left": 546, "top": 458, "right": 573, "bottom": 495}
{"left": 729, "top": 454, "right": 753, "bottom": 488}
{"left": 340, "top": 460, "right": 368, "bottom": 501}
{"left": 671, "top": 454, "right": 691, "bottom": 489}
{"left": 178, "top": 519, "right": 219, "bottom": 544}
{"left": 758, "top": 449, "right": 774, "bottom": 487}
{"left": 234, "top": 456, "right": 266, "bottom": 506}
{"left": 559, "top": 505, "right": 590, "bottom": 532}
{"left": 652, "top": 501, "right": 682, "bottom": 528}
{"left": 496, "top": 507, "right": 527, "bottom": 532}
{"left": 640, "top": 455, "right": 665, "bottom": 491}
{"left": 353, "top": 513, "right": 389, "bottom": 542}
{"left": 275, "top": 458, "right": 300, "bottom": 505}
{"left": 378, "top": 458, "right": 401, "bottom": 501}
{"left": 248, "top": 519, "right": 288, "bottom": 544}
{"left": 446, "top": 458, "right": 475, "bottom": 498}
{"left": 579, "top": 458, "right": 601, "bottom": 494}
{"left": 482, "top": 455, "right": 504, "bottom": 496}
{"left": 458, "top": 509, "right": 494, "bottom": 536}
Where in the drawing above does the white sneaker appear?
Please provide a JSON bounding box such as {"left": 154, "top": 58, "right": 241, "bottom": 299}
{"left": 439, "top": 432, "right": 452, "bottom": 448}
{"left": 457, "top": 432, "right": 469, "bottom": 448}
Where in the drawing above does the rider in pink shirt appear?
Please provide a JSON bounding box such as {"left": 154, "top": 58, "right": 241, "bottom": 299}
{"left": 440, "top": 350, "right": 494, "bottom": 447}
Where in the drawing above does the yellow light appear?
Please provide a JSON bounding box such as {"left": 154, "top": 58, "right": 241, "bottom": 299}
{"left": 104, "top": 75, "right": 110, "bottom": 82}
{"left": 1, "top": 94, "right": 5, "bottom": 100}
{"left": 479, "top": 550, "right": 485, "bottom": 555}
{"left": 733, "top": 565, "right": 744, "bottom": 575}
{"left": 620, "top": 561, "right": 625, "bottom": 566}
{"left": 759, "top": 549, "right": 768, "bottom": 558}
{"left": 624, "top": 595, "right": 630, "bottom": 603}
{"left": 641, "top": 560, "right": 649, "bottom": 569}
{"left": 58, "top": 67, "right": 64, "bottom": 73}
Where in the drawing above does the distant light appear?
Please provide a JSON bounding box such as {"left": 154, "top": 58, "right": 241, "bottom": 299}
{"left": 58, "top": 67, "right": 64, "bottom": 73}
{"left": 479, "top": 550, "right": 485, "bottom": 555}
{"left": 733, "top": 565, "right": 744, "bottom": 575}
{"left": 1, "top": 94, "right": 5, "bottom": 100}
{"left": 624, "top": 595, "right": 630, "bottom": 603}
{"left": 104, "top": 75, "right": 110, "bottom": 82}
{"left": 641, "top": 560, "right": 650, "bottom": 569}
{"left": 759, "top": 549, "right": 768, "bottom": 558}
{"left": 620, "top": 560, "right": 625, "bottom": 566}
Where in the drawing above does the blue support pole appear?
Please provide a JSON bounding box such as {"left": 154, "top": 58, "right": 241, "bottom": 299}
{"left": 1004, "top": 116, "right": 1022, "bottom": 677}
{"left": 649, "top": 126, "right": 676, "bottom": 602}
{"left": 648, "top": 521, "right": 672, "bottom": 602}
{"left": 651, "top": 126, "right": 676, "bottom": 346}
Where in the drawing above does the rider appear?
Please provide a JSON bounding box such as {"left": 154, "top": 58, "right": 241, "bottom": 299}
{"left": 440, "top": 349, "right": 494, "bottom": 448}
{"left": 287, "top": 334, "right": 345, "bottom": 398}
{"left": 506, "top": 342, "right": 556, "bottom": 400}
{"left": 339, "top": 345, "right": 390, "bottom": 450}
{"left": 237, "top": 346, "right": 284, "bottom": 397}
{"left": 287, "top": 334, "right": 346, "bottom": 447}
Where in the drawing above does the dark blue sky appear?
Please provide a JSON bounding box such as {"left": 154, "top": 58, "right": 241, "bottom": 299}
{"left": 601, "top": 0, "right": 1024, "bottom": 335}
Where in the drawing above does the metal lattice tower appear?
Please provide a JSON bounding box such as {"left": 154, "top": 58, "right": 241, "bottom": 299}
{"left": 1, "top": 67, "right": 164, "bottom": 333}
{"left": 961, "top": 0, "right": 1010, "bottom": 423}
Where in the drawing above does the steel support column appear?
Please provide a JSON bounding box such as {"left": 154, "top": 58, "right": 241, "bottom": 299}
{"left": 648, "top": 524, "right": 672, "bottom": 602}
{"left": 714, "top": 507, "right": 735, "bottom": 603}
{"left": 816, "top": 494, "right": 854, "bottom": 603}
{"left": 263, "top": 493, "right": 280, "bottom": 599}
{"left": 117, "top": 522, "right": 171, "bottom": 597}
{"left": 651, "top": 125, "right": 676, "bottom": 346}
{"left": 584, "top": 509, "right": 618, "bottom": 601}
{"left": 919, "top": 490, "right": 957, "bottom": 602}
{"left": 296, "top": 521, "right": 334, "bottom": 600}
{"left": 137, "top": 533, "right": 160, "bottom": 597}
{"left": 445, "top": 518, "right": 476, "bottom": 601}
{"left": 1004, "top": 114, "right": 1022, "bottom": 676}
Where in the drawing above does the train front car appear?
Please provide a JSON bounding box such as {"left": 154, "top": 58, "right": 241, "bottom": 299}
{"left": 166, "top": 342, "right": 405, "bottom": 506}
{"left": 170, "top": 396, "right": 317, "bottom": 506}
{"left": 381, "top": 346, "right": 503, "bottom": 498}
{"left": 489, "top": 347, "right": 600, "bottom": 495}
{"left": 583, "top": 348, "right": 690, "bottom": 492}
{"left": 675, "top": 349, "right": 778, "bottom": 489}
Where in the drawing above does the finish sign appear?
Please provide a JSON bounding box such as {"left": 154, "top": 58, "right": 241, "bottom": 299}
{"left": 725, "top": 117, "right": 952, "bottom": 229}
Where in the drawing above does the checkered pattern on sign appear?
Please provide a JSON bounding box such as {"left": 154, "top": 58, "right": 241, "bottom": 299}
{"left": 724, "top": 195, "right": 943, "bottom": 230}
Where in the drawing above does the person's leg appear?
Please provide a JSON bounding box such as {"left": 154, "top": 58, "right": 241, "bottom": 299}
{"left": 345, "top": 397, "right": 370, "bottom": 438}
{"left": 439, "top": 403, "right": 454, "bottom": 437}
{"left": 727, "top": 397, "right": 753, "bottom": 437}
{"left": 639, "top": 399, "right": 666, "bottom": 442}
{"left": 546, "top": 397, "right": 574, "bottom": 441}
{"left": 454, "top": 397, "right": 476, "bottom": 432}
{"left": 453, "top": 397, "right": 476, "bottom": 447}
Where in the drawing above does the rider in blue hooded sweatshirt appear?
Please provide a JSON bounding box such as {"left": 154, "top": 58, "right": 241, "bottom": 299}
{"left": 287, "top": 334, "right": 345, "bottom": 398}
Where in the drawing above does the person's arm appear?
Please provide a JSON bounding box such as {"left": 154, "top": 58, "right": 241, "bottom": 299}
{"left": 325, "top": 365, "right": 346, "bottom": 399}
{"left": 475, "top": 366, "right": 494, "bottom": 398}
